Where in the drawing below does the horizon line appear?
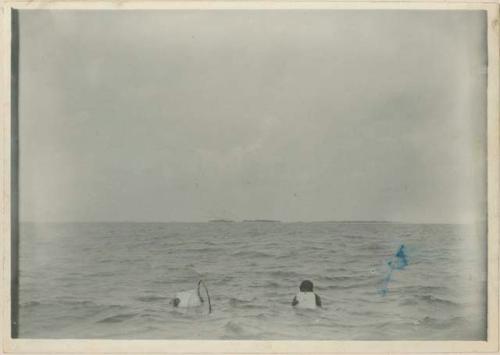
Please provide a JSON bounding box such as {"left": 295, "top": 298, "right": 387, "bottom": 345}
{"left": 18, "top": 219, "right": 484, "bottom": 225}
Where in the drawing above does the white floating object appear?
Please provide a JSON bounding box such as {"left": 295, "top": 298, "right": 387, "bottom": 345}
{"left": 173, "top": 280, "right": 212, "bottom": 313}
{"left": 175, "top": 288, "right": 203, "bottom": 308}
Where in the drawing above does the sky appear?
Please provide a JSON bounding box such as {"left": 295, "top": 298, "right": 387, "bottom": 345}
{"left": 17, "top": 10, "right": 487, "bottom": 223}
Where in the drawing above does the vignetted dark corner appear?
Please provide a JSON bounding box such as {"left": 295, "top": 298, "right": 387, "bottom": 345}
{"left": 11, "top": 8, "right": 20, "bottom": 339}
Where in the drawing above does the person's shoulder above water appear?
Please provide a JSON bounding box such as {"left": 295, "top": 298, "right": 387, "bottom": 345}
{"left": 291, "top": 293, "right": 321, "bottom": 307}
{"left": 315, "top": 293, "right": 322, "bottom": 307}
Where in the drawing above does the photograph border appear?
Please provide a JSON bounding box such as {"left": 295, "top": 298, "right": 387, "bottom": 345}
{"left": 1, "top": 1, "right": 499, "bottom": 354}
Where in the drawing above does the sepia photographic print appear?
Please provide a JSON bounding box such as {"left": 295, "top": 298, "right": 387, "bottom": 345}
{"left": 1, "top": 1, "right": 499, "bottom": 354}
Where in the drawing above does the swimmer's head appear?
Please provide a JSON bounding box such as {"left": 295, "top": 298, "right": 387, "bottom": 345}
{"left": 299, "top": 280, "right": 314, "bottom": 292}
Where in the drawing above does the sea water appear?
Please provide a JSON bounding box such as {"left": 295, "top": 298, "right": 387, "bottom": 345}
{"left": 17, "top": 222, "right": 486, "bottom": 339}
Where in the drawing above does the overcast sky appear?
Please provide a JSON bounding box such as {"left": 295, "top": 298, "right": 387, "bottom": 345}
{"left": 17, "top": 10, "right": 487, "bottom": 223}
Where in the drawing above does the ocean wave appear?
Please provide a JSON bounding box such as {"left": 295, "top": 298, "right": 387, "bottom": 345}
{"left": 223, "top": 320, "right": 265, "bottom": 338}
{"left": 324, "top": 267, "right": 350, "bottom": 273}
{"left": 251, "top": 280, "right": 282, "bottom": 288}
{"left": 180, "top": 247, "right": 221, "bottom": 254}
{"left": 267, "top": 270, "right": 302, "bottom": 279}
{"left": 20, "top": 299, "right": 126, "bottom": 311}
{"left": 340, "top": 235, "right": 365, "bottom": 240}
{"left": 224, "top": 320, "right": 246, "bottom": 335}
{"left": 97, "top": 313, "right": 137, "bottom": 323}
{"left": 228, "top": 297, "right": 262, "bottom": 310}
{"left": 402, "top": 285, "right": 449, "bottom": 294}
{"left": 231, "top": 250, "right": 273, "bottom": 258}
{"left": 363, "top": 243, "right": 387, "bottom": 252}
{"left": 323, "top": 279, "right": 377, "bottom": 291}
{"left": 321, "top": 275, "right": 355, "bottom": 282}
{"left": 419, "top": 295, "right": 459, "bottom": 307}
{"left": 275, "top": 252, "right": 299, "bottom": 260}
{"left": 86, "top": 271, "right": 117, "bottom": 277}
{"left": 135, "top": 295, "right": 169, "bottom": 302}
{"left": 138, "top": 312, "right": 163, "bottom": 321}
{"left": 399, "top": 298, "right": 418, "bottom": 306}
{"left": 20, "top": 300, "right": 42, "bottom": 308}
{"left": 416, "top": 316, "right": 468, "bottom": 328}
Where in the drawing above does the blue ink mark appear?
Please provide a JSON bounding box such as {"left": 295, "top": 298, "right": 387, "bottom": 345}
{"left": 379, "top": 244, "right": 408, "bottom": 296}
{"left": 394, "top": 245, "right": 408, "bottom": 269}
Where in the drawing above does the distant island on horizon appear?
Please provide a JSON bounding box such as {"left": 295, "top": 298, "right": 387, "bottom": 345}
{"left": 209, "top": 220, "right": 410, "bottom": 224}
{"left": 209, "top": 219, "right": 281, "bottom": 223}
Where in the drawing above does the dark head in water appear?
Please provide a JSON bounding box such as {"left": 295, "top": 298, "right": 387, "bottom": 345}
{"left": 299, "top": 280, "right": 314, "bottom": 292}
